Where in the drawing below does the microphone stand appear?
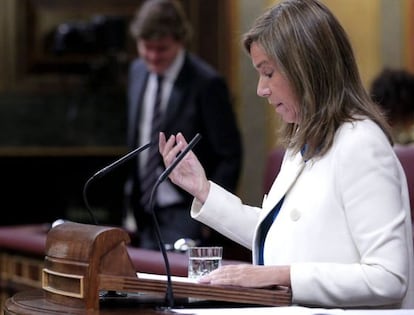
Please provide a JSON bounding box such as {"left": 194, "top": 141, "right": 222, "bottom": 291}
{"left": 82, "top": 179, "right": 99, "bottom": 225}
{"left": 82, "top": 142, "right": 152, "bottom": 225}
{"left": 148, "top": 181, "right": 174, "bottom": 309}
{"left": 82, "top": 142, "right": 152, "bottom": 299}
{"left": 149, "top": 133, "right": 202, "bottom": 309}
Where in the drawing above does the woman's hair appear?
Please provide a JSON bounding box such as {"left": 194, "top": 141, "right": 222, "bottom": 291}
{"left": 243, "top": 0, "right": 392, "bottom": 159}
{"left": 370, "top": 68, "right": 414, "bottom": 126}
{"left": 129, "top": 0, "right": 192, "bottom": 44}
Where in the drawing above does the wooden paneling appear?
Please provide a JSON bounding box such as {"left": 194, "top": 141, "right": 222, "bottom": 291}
{"left": 0, "top": 0, "right": 234, "bottom": 93}
{"left": 406, "top": 0, "right": 414, "bottom": 72}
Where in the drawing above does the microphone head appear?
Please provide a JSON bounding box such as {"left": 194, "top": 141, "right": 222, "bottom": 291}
{"left": 173, "top": 238, "right": 197, "bottom": 252}
{"left": 51, "top": 219, "right": 66, "bottom": 229}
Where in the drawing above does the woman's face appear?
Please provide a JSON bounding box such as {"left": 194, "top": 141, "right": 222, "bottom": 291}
{"left": 250, "top": 42, "right": 300, "bottom": 124}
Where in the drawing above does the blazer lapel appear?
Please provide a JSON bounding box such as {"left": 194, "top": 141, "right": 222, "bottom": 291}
{"left": 128, "top": 69, "right": 149, "bottom": 147}
{"left": 253, "top": 151, "right": 305, "bottom": 264}
{"left": 261, "top": 151, "right": 306, "bottom": 218}
{"left": 164, "top": 54, "right": 191, "bottom": 131}
{"left": 164, "top": 80, "right": 185, "bottom": 130}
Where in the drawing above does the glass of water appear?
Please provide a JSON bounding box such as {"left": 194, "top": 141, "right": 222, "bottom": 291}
{"left": 187, "top": 246, "right": 223, "bottom": 279}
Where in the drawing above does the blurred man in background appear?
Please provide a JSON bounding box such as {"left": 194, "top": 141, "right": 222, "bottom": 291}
{"left": 124, "top": 0, "right": 242, "bottom": 250}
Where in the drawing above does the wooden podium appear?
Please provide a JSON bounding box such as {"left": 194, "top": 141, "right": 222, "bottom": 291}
{"left": 5, "top": 222, "right": 291, "bottom": 314}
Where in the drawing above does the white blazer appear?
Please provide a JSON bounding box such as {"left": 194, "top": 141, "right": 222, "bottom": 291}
{"left": 191, "top": 119, "right": 414, "bottom": 308}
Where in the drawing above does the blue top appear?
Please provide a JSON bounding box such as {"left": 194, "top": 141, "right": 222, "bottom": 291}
{"left": 257, "top": 196, "right": 285, "bottom": 265}
{"left": 257, "top": 145, "right": 308, "bottom": 265}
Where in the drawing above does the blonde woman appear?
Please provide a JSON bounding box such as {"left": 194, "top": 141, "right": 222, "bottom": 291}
{"left": 160, "top": 0, "right": 413, "bottom": 309}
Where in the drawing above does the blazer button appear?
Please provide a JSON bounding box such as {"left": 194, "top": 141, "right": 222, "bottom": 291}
{"left": 290, "top": 209, "right": 301, "bottom": 221}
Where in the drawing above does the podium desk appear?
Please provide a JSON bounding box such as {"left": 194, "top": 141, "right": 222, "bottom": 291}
{"left": 6, "top": 289, "right": 283, "bottom": 315}
{"left": 5, "top": 289, "right": 212, "bottom": 315}
{"left": 0, "top": 223, "right": 291, "bottom": 314}
{"left": 0, "top": 223, "right": 191, "bottom": 312}
{"left": 0, "top": 224, "right": 237, "bottom": 314}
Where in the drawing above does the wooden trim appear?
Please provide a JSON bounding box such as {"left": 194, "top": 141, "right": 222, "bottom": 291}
{"left": 405, "top": 0, "right": 414, "bottom": 72}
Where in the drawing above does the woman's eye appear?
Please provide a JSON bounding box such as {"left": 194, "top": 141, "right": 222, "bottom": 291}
{"left": 264, "top": 71, "right": 273, "bottom": 78}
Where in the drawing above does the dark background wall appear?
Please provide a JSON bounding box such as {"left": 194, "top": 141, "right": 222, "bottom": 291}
{"left": 0, "top": 0, "right": 235, "bottom": 226}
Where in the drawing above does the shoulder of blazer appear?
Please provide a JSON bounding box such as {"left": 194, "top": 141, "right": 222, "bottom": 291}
{"left": 335, "top": 119, "right": 390, "bottom": 147}
{"left": 128, "top": 59, "right": 149, "bottom": 98}
{"left": 129, "top": 58, "right": 148, "bottom": 80}
{"left": 180, "top": 52, "right": 223, "bottom": 82}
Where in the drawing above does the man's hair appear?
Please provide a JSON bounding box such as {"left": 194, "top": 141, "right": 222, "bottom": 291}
{"left": 243, "top": 0, "right": 391, "bottom": 159}
{"left": 130, "top": 0, "right": 192, "bottom": 44}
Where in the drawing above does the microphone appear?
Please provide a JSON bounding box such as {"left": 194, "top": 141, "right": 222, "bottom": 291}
{"left": 83, "top": 142, "right": 152, "bottom": 225}
{"left": 149, "top": 133, "right": 202, "bottom": 309}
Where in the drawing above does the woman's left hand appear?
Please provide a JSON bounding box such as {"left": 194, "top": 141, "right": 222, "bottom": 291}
{"left": 198, "top": 264, "right": 291, "bottom": 288}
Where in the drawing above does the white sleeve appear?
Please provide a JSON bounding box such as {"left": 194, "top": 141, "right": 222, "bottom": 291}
{"left": 191, "top": 181, "right": 261, "bottom": 250}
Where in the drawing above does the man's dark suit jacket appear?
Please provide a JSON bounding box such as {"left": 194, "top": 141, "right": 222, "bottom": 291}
{"left": 126, "top": 52, "right": 242, "bottom": 241}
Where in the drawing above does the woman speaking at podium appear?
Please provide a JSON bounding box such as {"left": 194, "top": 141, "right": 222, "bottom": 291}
{"left": 159, "top": 0, "right": 413, "bottom": 309}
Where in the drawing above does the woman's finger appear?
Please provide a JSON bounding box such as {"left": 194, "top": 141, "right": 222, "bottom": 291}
{"left": 159, "top": 132, "right": 167, "bottom": 153}
{"left": 176, "top": 132, "right": 189, "bottom": 146}
{"left": 161, "top": 134, "right": 175, "bottom": 157}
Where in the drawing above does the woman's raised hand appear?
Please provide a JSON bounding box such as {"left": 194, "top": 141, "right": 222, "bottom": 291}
{"left": 159, "top": 132, "right": 210, "bottom": 203}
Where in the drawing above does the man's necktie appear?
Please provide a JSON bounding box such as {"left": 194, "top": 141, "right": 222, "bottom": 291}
{"left": 140, "top": 75, "right": 164, "bottom": 212}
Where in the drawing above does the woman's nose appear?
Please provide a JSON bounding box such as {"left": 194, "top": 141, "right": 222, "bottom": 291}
{"left": 257, "top": 76, "right": 270, "bottom": 97}
{"left": 257, "top": 85, "right": 271, "bottom": 98}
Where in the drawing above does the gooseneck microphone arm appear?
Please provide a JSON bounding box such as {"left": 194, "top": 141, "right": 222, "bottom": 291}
{"left": 83, "top": 142, "right": 152, "bottom": 225}
{"left": 149, "top": 133, "right": 202, "bottom": 309}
